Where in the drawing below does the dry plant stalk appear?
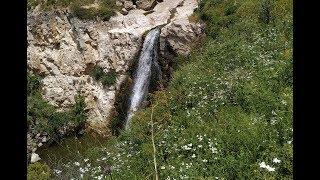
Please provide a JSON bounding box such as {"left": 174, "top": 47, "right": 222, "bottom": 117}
{"left": 151, "top": 105, "right": 159, "bottom": 180}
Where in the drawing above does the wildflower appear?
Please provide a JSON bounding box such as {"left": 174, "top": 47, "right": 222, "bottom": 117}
{"left": 281, "top": 100, "right": 287, "bottom": 105}
{"left": 202, "top": 159, "right": 208, "bottom": 163}
{"left": 54, "top": 169, "right": 62, "bottom": 174}
{"left": 182, "top": 145, "right": 192, "bottom": 150}
{"left": 211, "top": 147, "right": 218, "bottom": 154}
{"left": 273, "top": 158, "right": 281, "bottom": 163}
{"left": 79, "top": 167, "right": 85, "bottom": 173}
{"left": 191, "top": 154, "right": 196, "bottom": 158}
{"left": 198, "top": 145, "right": 203, "bottom": 148}
{"left": 287, "top": 140, "right": 292, "bottom": 144}
{"left": 74, "top": 162, "right": 80, "bottom": 166}
{"left": 84, "top": 158, "right": 89, "bottom": 162}
{"left": 259, "top": 162, "right": 275, "bottom": 172}
{"left": 161, "top": 166, "right": 165, "bottom": 170}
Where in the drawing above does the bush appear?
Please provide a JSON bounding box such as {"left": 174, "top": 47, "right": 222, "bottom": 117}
{"left": 91, "top": 66, "right": 117, "bottom": 86}
{"left": 27, "top": 162, "right": 51, "bottom": 180}
{"left": 27, "top": 0, "right": 117, "bottom": 21}
{"left": 27, "top": 72, "right": 87, "bottom": 135}
{"left": 27, "top": 72, "right": 41, "bottom": 95}
{"left": 70, "top": 0, "right": 117, "bottom": 21}
{"left": 71, "top": 93, "right": 87, "bottom": 125}
{"left": 259, "top": 0, "right": 272, "bottom": 24}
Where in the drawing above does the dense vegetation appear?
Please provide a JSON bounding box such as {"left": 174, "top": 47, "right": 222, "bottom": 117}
{"left": 27, "top": 0, "right": 118, "bottom": 20}
{"left": 32, "top": 0, "right": 292, "bottom": 179}
{"left": 27, "top": 72, "right": 87, "bottom": 137}
{"left": 27, "top": 162, "right": 51, "bottom": 180}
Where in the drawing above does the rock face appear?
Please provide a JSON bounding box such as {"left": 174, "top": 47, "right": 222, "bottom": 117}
{"left": 27, "top": 0, "right": 204, "bottom": 138}
{"left": 136, "top": 0, "right": 158, "bottom": 11}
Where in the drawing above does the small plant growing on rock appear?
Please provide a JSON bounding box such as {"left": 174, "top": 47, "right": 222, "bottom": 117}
{"left": 91, "top": 66, "right": 117, "bottom": 87}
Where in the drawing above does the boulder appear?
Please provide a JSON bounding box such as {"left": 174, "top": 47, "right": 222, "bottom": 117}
{"left": 136, "top": 0, "right": 158, "bottom": 11}
{"left": 124, "top": 1, "right": 135, "bottom": 10}
{"left": 30, "top": 153, "right": 41, "bottom": 163}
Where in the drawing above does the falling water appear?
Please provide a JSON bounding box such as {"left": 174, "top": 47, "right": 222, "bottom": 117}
{"left": 125, "top": 28, "right": 161, "bottom": 129}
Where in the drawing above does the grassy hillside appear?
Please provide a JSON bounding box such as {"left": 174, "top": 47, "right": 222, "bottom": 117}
{"left": 40, "top": 0, "right": 293, "bottom": 179}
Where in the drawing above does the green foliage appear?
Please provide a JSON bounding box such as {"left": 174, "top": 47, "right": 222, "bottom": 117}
{"left": 27, "top": 72, "right": 87, "bottom": 135}
{"left": 91, "top": 66, "right": 117, "bottom": 86}
{"left": 71, "top": 93, "right": 87, "bottom": 125}
{"left": 258, "top": 0, "right": 272, "bottom": 24}
{"left": 27, "top": 0, "right": 117, "bottom": 21}
{"left": 27, "top": 72, "right": 41, "bottom": 95}
{"left": 27, "top": 162, "right": 51, "bottom": 180}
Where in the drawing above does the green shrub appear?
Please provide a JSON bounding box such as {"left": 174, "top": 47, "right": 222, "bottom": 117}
{"left": 27, "top": 0, "right": 117, "bottom": 21}
{"left": 27, "top": 71, "right": 87, "bottom": 135}
{"left": 71, "top": 3, "right": 98, "bottom": 20}
{"left": 27, "top": 162, "right": 51, "bottom": 180}
{"left": 91, "top": 66, "right": 117, "bottom": 86}
{"left": 259, "top": 0, "right": 272, "bottom": 24}
{"left": 27, "top": 72, "right": 41, "bottom": 95}
{"left": 71, "top": 93, "right": 87, "bottom": 125}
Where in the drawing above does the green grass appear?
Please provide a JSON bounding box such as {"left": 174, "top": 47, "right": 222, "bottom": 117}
{"left": 37, "top": 0, "right": 293, "bottom": 179}
{"left": 27, "top": 0, "right": 118, "bottom": 21}
{"left": 27, "top": 162, "right": 51, "bottom": 180}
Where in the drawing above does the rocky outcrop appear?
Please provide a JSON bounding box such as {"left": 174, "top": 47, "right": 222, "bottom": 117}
{"left": 160, "top": 0, "right": 205, "bottom": 56}
{"left": 136, "top": 0, "right": 158, "bottom": 11}
{"left": 27, "top": 0, "right": 204, "bottom": 138}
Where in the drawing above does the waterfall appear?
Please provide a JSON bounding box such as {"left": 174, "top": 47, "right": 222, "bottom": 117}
{"left": 125, "top": 27, "right": 161, "bottom": 130}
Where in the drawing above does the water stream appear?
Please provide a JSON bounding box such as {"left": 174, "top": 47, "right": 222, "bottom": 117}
{"left": 125, "top": 27, "right": 161, "bottom": 129}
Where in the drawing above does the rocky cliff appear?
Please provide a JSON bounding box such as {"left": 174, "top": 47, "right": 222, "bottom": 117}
{"left": 27, "top": 0, "right": 205, "bottom": 137}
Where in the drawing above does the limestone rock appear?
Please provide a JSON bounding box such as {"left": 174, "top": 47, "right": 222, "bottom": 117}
{"left": 136, "top": 0, "right": 158, "bottom": 11}
{"left": 30, "top": 153, "right": 41, "bottom": 163}
{"left": 160, "top": 0, "right": 205, "bottom": 56}
{"left": 124, "top": 0, "right": 135, "bottom": 10}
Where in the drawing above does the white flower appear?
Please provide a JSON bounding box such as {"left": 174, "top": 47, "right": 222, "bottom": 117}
{"left": 54, "top": 169, "right": 62, "bottom": 174}
{"left": 182, "top": 145, "right": 192, "bottom": 150}
{"left": 161, "top": 166, "right": 165, "bottom": 170}
{"left": 74, "top": 162, "right": 80, "bottom": 166}
{"left": 259, "top": 162, "right": 275, "bottom": 172}
{"left": 202, "top": 159, "right": 208, "bottom": 163}
{"left": 281, "top": 100, "right": 287, "bottom": 105}
{"left": 102, "top": 157, "right": 107, "bottom": 160}
{"left": 198, "top": 145, "right": 203, "bottom": 148}
{"left": 287, "top": 140, "right": 292, "bottom": 144}
{"left": 84, "top": 159, "right": 89, "bottom": 162}
{"left": 79, "top": 167, "right": 85, "bottom": 173}
{"left": 191, "top": 154, "right": 196, "bottom": 158}
{"left": 211, "top": 147, "right": 218, "bottom": 154}
{"left": 273, "top": 158, "right": 281, "bottom": 163}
